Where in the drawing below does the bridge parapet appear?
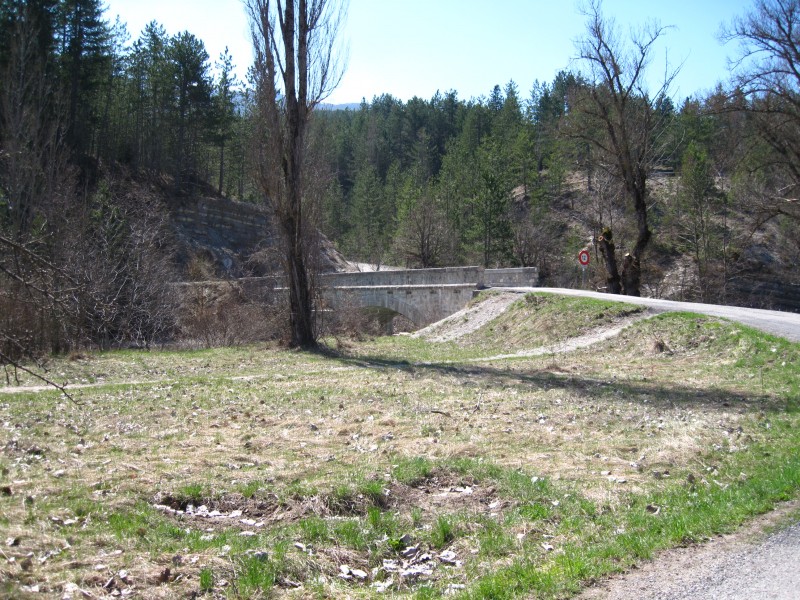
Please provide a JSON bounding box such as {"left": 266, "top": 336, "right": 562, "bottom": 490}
{"left": 320, "top": 266, "right": 484, "bottom": 287}
{"left": 483, "top": 267, "right": 539, "bottom": 288}
{"left": 233, "top": 266, "right": 537, "bottom": 292}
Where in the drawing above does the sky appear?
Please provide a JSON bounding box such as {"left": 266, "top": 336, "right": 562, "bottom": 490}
{"left": 104, "top": 0, "right": 753, "bottom": 105}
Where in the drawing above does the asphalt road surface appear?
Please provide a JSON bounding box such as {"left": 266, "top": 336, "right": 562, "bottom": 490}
{"left": 499, "top": 287, "right": 800, "bottom": 342}
{"left": 663, "top": 521, "right": 800, "bottom": 600}
{"left": 578, "top": 513, "right": 800, "bottom": 600}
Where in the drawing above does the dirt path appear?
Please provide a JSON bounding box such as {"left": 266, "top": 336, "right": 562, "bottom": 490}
{"left": 0, "top": 370, "right": 355, "bottom": 395}
{"left": 413, "top": 291, "right": 655, "bottom": 362}
{"left": 576, "top": 500, "right": 800, "bottom": 599}
{"left": 462, "top": 312, "right": 654, "bottom": 362}
{"left": 0, "top": 377, "right": 166, "bottom": 395}
{"left": 413, "top": 291, "right": 521, "bottom": 342}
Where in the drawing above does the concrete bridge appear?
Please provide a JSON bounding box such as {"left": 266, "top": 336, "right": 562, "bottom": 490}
{"left": 236, "top": 267, "right": 539, "bottom": 328}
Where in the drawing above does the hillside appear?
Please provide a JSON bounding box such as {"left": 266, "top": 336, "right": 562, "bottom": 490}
{"left": 160, "top": 168, "right": 800, "bottom": 314}
{"left": 169, "top": 192, "right": 350, "bottom": 279}
{"left": 512, "top": 171, "right": 800, "bottom": 313}
{"left": 101, "top": 170, "right": 351, "bottom": 280}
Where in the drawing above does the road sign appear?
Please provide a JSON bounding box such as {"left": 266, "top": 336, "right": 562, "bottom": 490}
{"left": 578, "top": 249, "right": 590, "bottom": 266}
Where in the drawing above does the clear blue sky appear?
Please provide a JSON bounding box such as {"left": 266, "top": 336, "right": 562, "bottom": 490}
{"left": 105, "top": 0, "right": 751, "bottom": 105}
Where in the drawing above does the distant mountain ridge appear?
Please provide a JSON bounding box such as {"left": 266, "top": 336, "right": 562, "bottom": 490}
{"left": 319, "top": 102, "right": 361, "bottom": 111}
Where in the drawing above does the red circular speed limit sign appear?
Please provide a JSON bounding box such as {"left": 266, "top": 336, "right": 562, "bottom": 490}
{"left": 578, "top": 250, "right": 590, "bottom": 266}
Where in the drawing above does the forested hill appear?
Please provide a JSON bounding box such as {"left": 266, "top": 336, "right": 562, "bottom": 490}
{"left": 2, "top": 0, "right": 799, "bottom": 353}
{"left": 310, "top": 77, "right": 798, "bottom": 310}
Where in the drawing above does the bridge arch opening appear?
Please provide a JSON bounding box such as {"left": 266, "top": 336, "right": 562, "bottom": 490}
{"left": 358, "top": 306, "right": 415, "bottom": 335}
{"left": 324, "top": 289, "right": 427, "bottom": 334}
{"left": 353, "top": 291, "right": 425, "bottom": 328}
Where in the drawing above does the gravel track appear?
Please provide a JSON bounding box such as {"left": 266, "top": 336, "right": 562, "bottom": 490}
{"left": 413, "top": 292, "right": 521, "bottom": 342}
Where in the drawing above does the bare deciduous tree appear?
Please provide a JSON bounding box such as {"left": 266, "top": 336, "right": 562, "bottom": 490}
{"left": 722, "top": 0, "right": 800, "bottom": 222}
{"left": 1, "top": 7, "right": 178, "bottom": 392}
{"left": 574, "top": 0, "right": 678, "bottom": 295}
{"left": 247, "top": 0, "right": 347, "bottom": 348}
{"left": 394, "top": 189, "right": 451, "bottom": 268}
{"left": 1, "top": 6, "right": 78, "bottom": 395}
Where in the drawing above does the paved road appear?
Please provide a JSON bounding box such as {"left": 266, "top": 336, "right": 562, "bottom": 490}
{"left": 497, "top": 287, "right": 800, "bottom": 342}
{"left": 666, "top": 521, "right": 800, "bottom": 600}
{"left": 578, "top": 512, "right": 800, "bottom": 600}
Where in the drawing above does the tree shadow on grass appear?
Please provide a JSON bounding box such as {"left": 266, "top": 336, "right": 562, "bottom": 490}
{"left": 318, "top": 347, "right": 792, "bottom": 416}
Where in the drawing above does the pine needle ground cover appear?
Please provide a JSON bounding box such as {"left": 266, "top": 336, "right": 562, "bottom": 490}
{"left": 1, "top": 294, "right": 798, "bottom": 599}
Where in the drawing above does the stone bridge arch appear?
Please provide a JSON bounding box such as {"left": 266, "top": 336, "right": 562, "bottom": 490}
{"left": 323, "top": 287, "right": 428, "bottom": 326}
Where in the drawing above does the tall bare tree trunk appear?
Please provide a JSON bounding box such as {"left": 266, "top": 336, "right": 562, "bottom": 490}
{"left": 248, "top": 0, "right": 346, "bottom": 348}
{"left": 620, "top": 177, "right": 651, "bottom": 296}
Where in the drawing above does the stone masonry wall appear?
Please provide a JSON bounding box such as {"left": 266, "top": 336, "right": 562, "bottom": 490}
{"left": 233, "top": 266, "right": 539, "bottom": 295}
{"left": 483, "top": 268, "right": 540, "bottom": 288}
{"left": 171, "top": 196, "right": 349, "bottom": 275}
{"left": 321, "top": 267, "right": 485, "bottom": 287}
{"left": 172, "top": 197, "right": 272, "bottom": 254}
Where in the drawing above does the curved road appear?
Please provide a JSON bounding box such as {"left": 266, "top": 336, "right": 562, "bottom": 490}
{"left": 497, "top": 287, "right": 800, "bottom": 342}
{"left": 578, "top": 509, "right": 800, "bottom": 600}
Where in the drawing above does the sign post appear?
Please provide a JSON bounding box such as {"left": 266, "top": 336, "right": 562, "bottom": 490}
{"left": 578, "top": 250, "right": 590, "bottom": 289}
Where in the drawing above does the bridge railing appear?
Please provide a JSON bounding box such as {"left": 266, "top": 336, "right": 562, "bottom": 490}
{"left": 483, "top": 268, "right": 539, "bottom": 288}
{"left": 202, "top": 266, "right": 539, "bottom": 294}
{"left": 319, "top": 266, "right": 485, "bottom": 287}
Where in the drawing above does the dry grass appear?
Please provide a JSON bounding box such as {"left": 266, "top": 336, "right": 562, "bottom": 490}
{"left": 1, "top": 294, "right": 798, "bottom": 598}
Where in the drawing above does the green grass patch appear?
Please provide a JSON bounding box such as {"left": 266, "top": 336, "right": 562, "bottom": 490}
{"left": 393, "top": 456, "right": 435, "bottom": 485}
{"left": 460, "top": 417, "right": 800, "bottom": 599}
{"left": 198, "top": 567, "right": 214, "bottom": 593}
{"left": 2, "top": 295, "right": 798, "bottom": 598}
{"left": 431, "top": 514, "right": 458, "bottom": 549}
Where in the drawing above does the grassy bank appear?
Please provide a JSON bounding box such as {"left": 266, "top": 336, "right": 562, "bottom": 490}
{"left": 1, "top": 293, "right": 798, "bottom": 598}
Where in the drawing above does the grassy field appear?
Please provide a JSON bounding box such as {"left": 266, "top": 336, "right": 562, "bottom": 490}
{"left": 1, "top": 292, "right": 799, "bottom": 599}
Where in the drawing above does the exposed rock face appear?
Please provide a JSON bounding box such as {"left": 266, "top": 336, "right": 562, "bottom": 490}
{"left": 728, "top": 268, "right": 800, "bottom": 313}
{"left": 655, "top": 247, "right": 800, "bottom": 313}
{"left": 170, "top": 196, "right": 349, "bottom": 278}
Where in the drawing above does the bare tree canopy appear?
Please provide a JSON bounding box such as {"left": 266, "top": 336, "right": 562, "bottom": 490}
{"left": 247, "top": 0, "right": 347, "bottom": 348}
{"left": 574, "top": 0, "right": 679, "bottom": 296}
{"left": 722, "top": 0, "right": 800, "bottom": 221}
{"left": 724, "top": 0, "right": 800, "bottom": 96}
